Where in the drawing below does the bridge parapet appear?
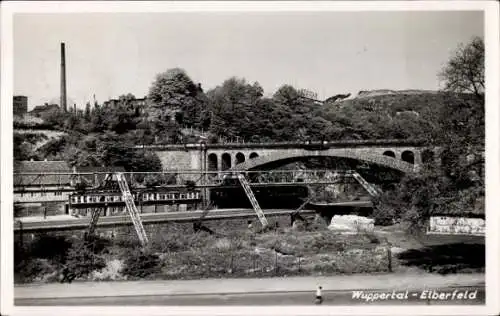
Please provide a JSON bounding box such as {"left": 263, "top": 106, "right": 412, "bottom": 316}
{"left": 137, "top": 139, "right": 427, "bottom": 151}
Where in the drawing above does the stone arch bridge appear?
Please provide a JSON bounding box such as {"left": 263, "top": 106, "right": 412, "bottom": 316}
{"left": 143, "top": 139, "right": 436, "bottom": 175}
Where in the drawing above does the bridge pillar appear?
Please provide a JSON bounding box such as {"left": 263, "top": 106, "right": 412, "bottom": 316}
{"left": 413, "top": 149, "right": 423, "bottom": 166}
{"left": 232, "top": 154, "right": 238, "bottom": 170}
{"left": 217, "top": 154, "right": 222, "bottom": 171}
{"left": 411, "top": 149, "right": 422, "bottom": 173}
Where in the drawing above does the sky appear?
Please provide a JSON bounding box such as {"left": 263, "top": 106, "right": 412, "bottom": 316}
{"left": 14, "top": 11, "right": 483, "bottom": 109}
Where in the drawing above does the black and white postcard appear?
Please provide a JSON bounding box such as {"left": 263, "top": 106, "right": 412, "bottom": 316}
{"left": 1, "top": 1, "right": 499, "bottom": 316}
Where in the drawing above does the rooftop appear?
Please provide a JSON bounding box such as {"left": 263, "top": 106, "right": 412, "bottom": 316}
{"left": 14, "top": 160, "right": 72, "bottom": 186}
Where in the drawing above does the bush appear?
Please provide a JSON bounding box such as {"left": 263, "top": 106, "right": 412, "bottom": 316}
{"left": 115, "top": 235, "right": 142, "bottom": 250}
{"left": 63, "top": 239, "right": 107, "bottom": 281}
{"left": 15, "top": 258, "right": 57, "bottom": 283}
{"left": 309, "top": 234, "right": 346, "bottom": 253}
{"left": 122, "top": 249, "right": 161, "bottom": 278}
{"left": 372, "top": 203, "right": 398, "bottom": 226}
{"left": 91, "top": 259, "right": 126, "bottom": 281}
{"left": 85, "top": 234, "right": 112, "bottom": 254}
{"left": 150, "top": 229, "right": 210, "bottom": 253}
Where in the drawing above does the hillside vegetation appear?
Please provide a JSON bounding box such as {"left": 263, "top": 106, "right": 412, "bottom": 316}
{"left": 15, "top": 90, "right": 458, "bottom": 162}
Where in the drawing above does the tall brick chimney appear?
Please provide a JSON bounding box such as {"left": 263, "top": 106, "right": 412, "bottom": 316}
{"left": 60, "top": 42, "right": 67, "bottom": 112}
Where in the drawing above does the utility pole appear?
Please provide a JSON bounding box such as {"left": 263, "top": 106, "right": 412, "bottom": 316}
{"left": 200, "top": 141, "right": 208, "bottom": 208}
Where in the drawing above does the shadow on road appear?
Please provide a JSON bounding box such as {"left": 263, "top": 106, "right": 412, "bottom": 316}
{"left": 396, "top": 243, "right": 485, "bottom": 274}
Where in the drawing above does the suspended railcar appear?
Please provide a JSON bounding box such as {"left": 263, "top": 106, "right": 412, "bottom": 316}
{"left": 210, "top": 176, "right": 309, "bottom": 209}
{"left": 69, "top": 188, "right": 203, "bottom": 216}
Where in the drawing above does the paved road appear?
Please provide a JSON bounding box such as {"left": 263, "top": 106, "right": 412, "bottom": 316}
{"left": 15, "top": 273, "right": 485, "bottom": 306}
{"left": 13, "top": 202, "right": 371, "bottom": 232}
{"left": 15, "top": 286, "right": 485, "bottom": 306}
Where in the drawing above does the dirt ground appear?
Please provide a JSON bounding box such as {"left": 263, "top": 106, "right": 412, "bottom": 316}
{"left": 374, "top": 224, "right": 485, "bottom": 274}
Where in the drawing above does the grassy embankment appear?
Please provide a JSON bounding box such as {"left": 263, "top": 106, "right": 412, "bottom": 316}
{"left": 14, "top": 215, "right": 484, "bottom": 284}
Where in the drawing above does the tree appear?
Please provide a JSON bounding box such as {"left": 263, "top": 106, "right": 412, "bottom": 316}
{"left": 105, "top": 102, "right": 139, "bottom": 134}
{"left": 13, "top": 134, "right": 33, "bottom": 160}
{"left": 437, "top": 37, "right": 485, "bottom": 182}
{"left": 273, "top": 85, "right": 315, "bottom": 114}
{"left": 84, "top": 102, "right": 92, "bottom": 121}
{"left": 436, "top": 94, "right": 484, "bottom": 185}
{"left": 439, "top": 36, "right": 484, "bottom": 97}
{"left": 207, "top": 77, "right": 265, "bottom": 141}
{"left": 376, "top": 37, "right": 485, "bottom": 233}
{"left": 147, "top": 68, "right": 206, "bottom": 129}
{"left": 37, "top": 137, "right": 67, "bottom": 160}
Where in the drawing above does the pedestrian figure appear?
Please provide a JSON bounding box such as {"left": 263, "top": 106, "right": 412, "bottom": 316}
{"left": 247, "top": 220, "right": 253, "bottom": 229}
{"left": 314, "top": 286, "right": 323, "bottom": 305}
{"left": 60, "top": 265, "right": 74, "bottom": 283}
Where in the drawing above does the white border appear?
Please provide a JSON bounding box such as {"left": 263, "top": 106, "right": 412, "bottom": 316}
{"left": 1, "top": 1, "right": 499, "bottom": 316}
{"left": 0, "top": 1, "right": 497, "bottom": 12}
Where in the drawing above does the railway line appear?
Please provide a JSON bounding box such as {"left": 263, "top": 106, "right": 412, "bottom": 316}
{"left": 14, "top": 201, "right": 372, "bottom": 232}
{"left": 14, "top": 170, "right": 378, "bottom": 244}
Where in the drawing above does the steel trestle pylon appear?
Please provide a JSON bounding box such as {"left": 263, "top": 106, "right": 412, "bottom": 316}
{"left": 350, "top": 171, "right": 381, "bottom": 197}
{"left": 116, "top": 173, "right": 149, "bottom": 246}
{"left": 237, "top": 173, "right": 269, "bottom": 228}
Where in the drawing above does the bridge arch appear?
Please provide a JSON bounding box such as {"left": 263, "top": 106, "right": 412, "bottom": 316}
{"left": 221, "top": 153, "right": 232, "bottom": 170}
{"left": 236, "top": 152, "right": 246, "bottom": 164}
{"left": 230, "top": 150, "right": 417, "bottom": 173}
{"left": 208, "top": 153, "right": 218, "bottom": 171}
{"left": 383, "top": 150, "right": 396, "bottom": 158}
{"left": 401, "top": 150, "right": 415, "bottom": 164}
{"left": 249, "top": 152, "right": 259, "bottom": 159}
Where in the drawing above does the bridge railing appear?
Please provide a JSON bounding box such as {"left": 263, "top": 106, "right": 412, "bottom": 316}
{"left": 134, "top": 138, "right": 427, "bottom": 150}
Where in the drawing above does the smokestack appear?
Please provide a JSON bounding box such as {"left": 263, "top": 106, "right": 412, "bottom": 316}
{"left": 60, "top": 42, "right": 67, "bottom": 112}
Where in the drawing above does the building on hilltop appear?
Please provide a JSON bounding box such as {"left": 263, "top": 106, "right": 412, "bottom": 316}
{"left": 103, "top": 96, "right": 148, "bottom": 108}
{"left": 13, "top": 96, "right": 28, "bottom": 117}
{"left": 29, "top": 103, "right": 61, "bottom": 118}
{"left": 297, "top": 88, "right": 318, "bottom": 101}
